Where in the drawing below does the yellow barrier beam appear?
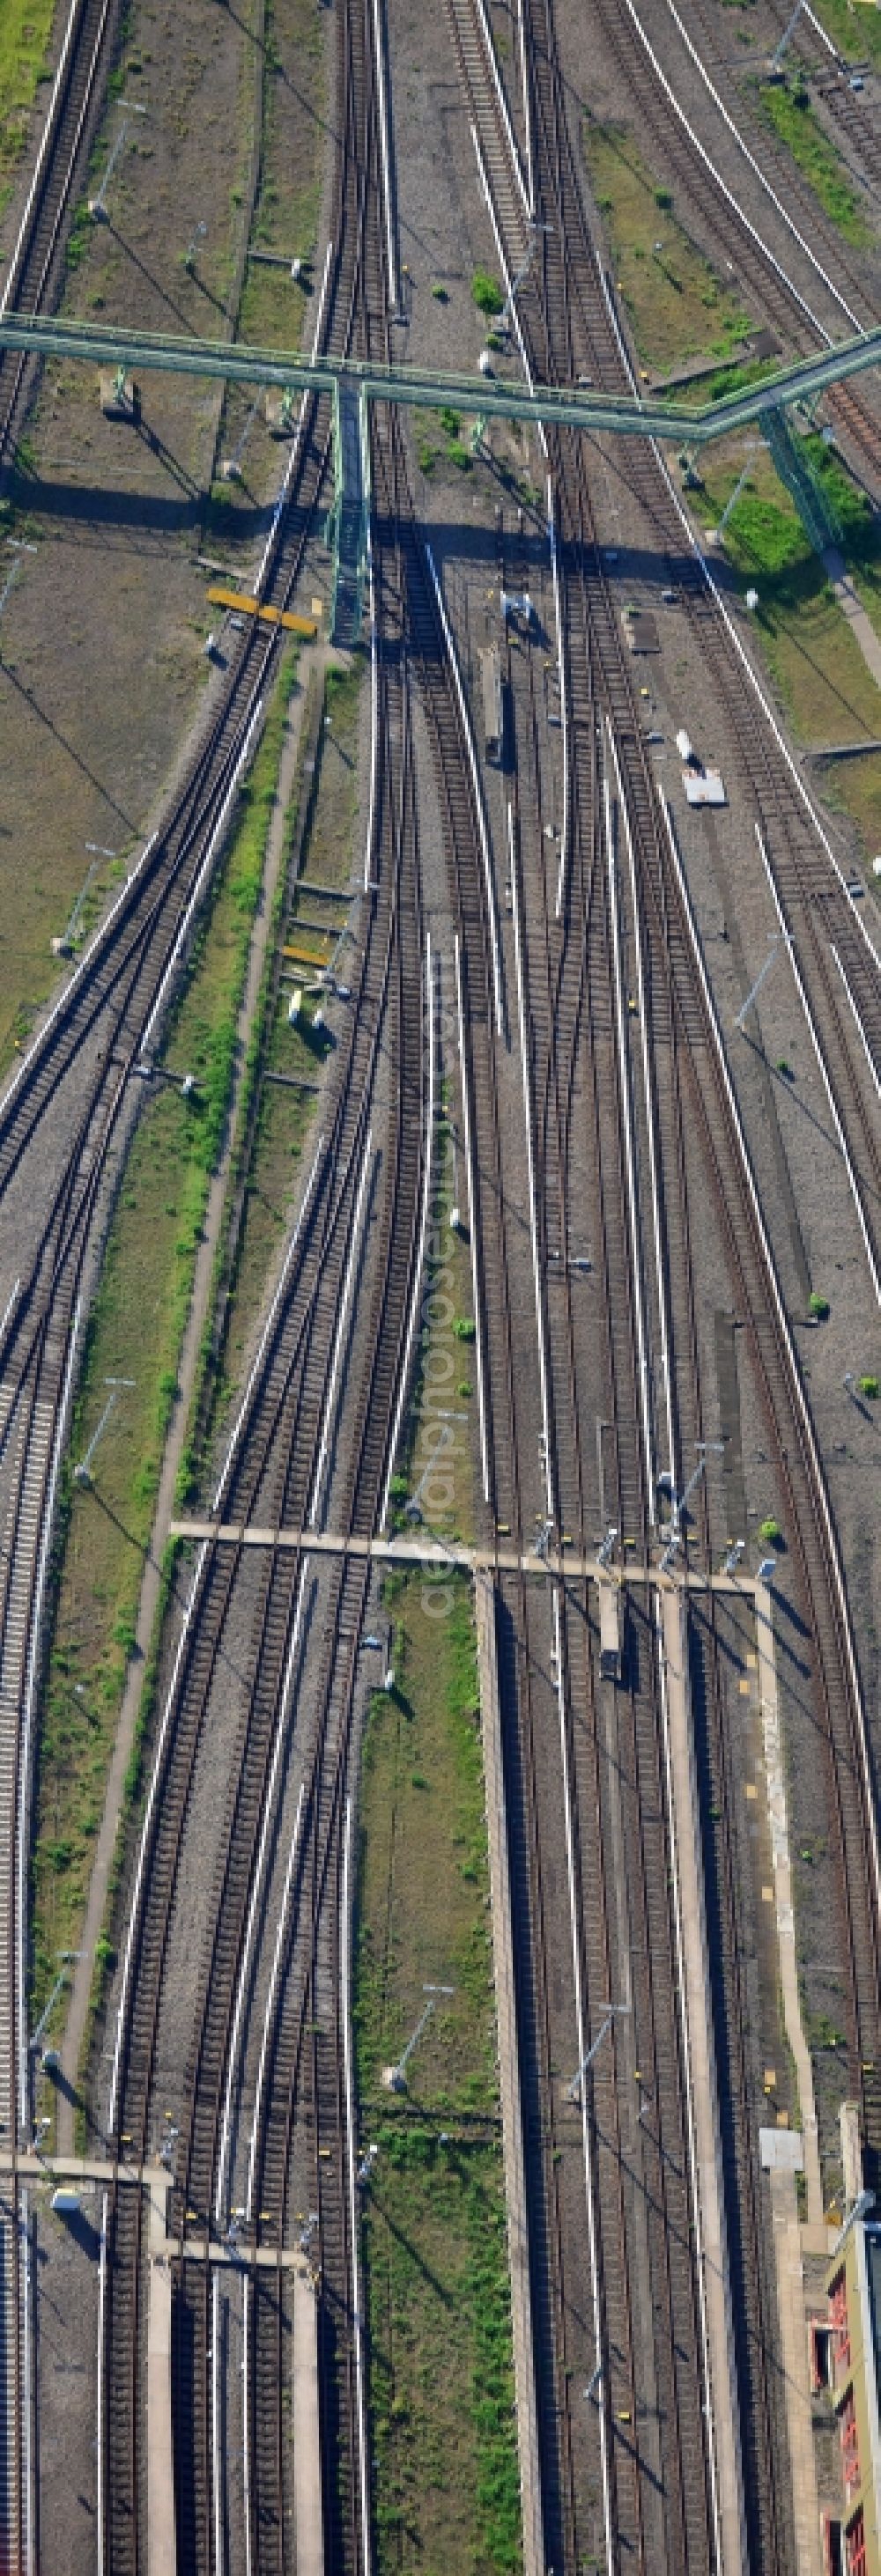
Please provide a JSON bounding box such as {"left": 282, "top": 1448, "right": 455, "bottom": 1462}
{"left": 207, "top": 586, "right": 317, "bottom": 637}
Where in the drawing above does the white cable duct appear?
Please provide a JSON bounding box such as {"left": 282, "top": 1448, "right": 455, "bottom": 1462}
{"left": 661, "top": 791, "right": 881, "bottom": 1929}
{"left": 606, "top": 720, "right": 677, "bottom": 1493}
{"left": 245, "top": 1783, "right": 307, "bottom": 2226}
{"left": 96, "top": 2188, "right": 109, "bottom": 2576}
{"left": 214, "top": 1564, "right": 311, "bottom": 2226}
{"left": 108, "top": 1539, "right": 210, "bottom": 2128}
{"left": 370, "top": 0, "right": 399, "bottom": 313}
{"left": 618, "top": 0, "right": 836, "bottom": 343}
{"left": 1, "top": 0, "right": 109, "bottom": 316}
{"left": 214, "top": 1136, "right": 325, "bottom": 1513}
{"left": 425, "top": 539, "right": 505, "bottom": 1037}
{"left": 802, "top": 3, "right": 839, "bottom": 61}
{"left": 591, "top": 249, "right": 881, "bottom": 973}
{"left": 548, "top": 483, "right": 571, "bottom": 923}
{"left": 470, "top": 121, "right": 547, "bottom": 461}
{"left": 364, "top": 530, "right": 380, "bottom": 896}
{"left": 516, "top": 0, "right": 536, "bottom": 216}
{"left": 455, "top": 934, "right": 491, "bottom": 1502}
{"left": 16, "top": 1295, "right": 82, "bottom": 2130}
{"left": 381, "top": 934, "right": 434, "bottom": 1528}
{"left": 0, "top": 832, "right": 157, "bottom": 1126}
{"left": 552, "top": 1586, "right": 614, "bottom": 2576}
{"left": 756, "top": 828, "right": 880, "bottom": 1304}
{"left": 22, "top": 2188, "right": 34, "bottom": 2576}
{"left": 656, "top": 0, "right": 864, "bottom": 330}
{"left": 255, "top": 235, "right": 335, "bottom": 597}
{"left": 509, "top": 802, "right": 553, "bottom": 1518}
{"left": 342, "top": 1792, "right": 373, "bottom": 2576}
{"left": 653, "top": 1597, "right": 727, "bottom": 2576}
{"left": 830, "top": 946, "right": 880, "bottom": 1102}
{"left": 307, "top": 1127, "right": 374, "bottom": 1524}
{"left": 604, "top": 774, "right": 656, "bottom": 1518}
{"left": 469, "top": 0, "right": 532, "bottom": 221}
{"left": 139, "top": 700, "right": 265, "bottom": 1064}
{"left": 211, "top": 2270, "right": 225, "bottom": 2576}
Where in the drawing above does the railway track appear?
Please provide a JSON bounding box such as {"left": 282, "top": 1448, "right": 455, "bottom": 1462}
{"left": 0, "top": 0, "right": 122, "bottom": 465}
{"left": 440, "top": 2, "right": 881, "bottom": 2568}
{"left": 591, "top": 0, "right": 881, "bottom": 490}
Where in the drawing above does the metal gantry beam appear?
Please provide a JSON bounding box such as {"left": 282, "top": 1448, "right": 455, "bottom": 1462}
{"left": 0, "top": 311, "right": 877, "bottom": 443}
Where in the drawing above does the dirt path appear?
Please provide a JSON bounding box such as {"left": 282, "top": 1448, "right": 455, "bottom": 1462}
{"left": 56, "top": 640, "right": 344, "bottom": 2148}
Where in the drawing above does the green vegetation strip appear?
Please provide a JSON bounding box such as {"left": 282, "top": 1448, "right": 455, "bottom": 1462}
{"left": 583, "top": 118, "right": 752, "bottom": 375}
{"left": 355, "top": 1575, "right": 522, "bottom": 2572}
{"left": 0, "top": 3, "right": 55, "bottom": 214}
{"left": 699, "top": 439, "right": 881, "bottom": 859}
{"left": 32, "top": 650, "right": 299, "bottom": 2023}
{"left": 200, "top": 660, "right": 361, "bottom": 1468}
{"left": 757, "top": 80, "right": 869, "bottom": 245}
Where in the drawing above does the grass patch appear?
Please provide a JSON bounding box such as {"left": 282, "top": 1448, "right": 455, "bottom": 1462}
{"left": 355, "top": 1575, "right": 521, "bottom": 2572}
{"left": 583, "top": 117, "right": 753, "bottom": 373}
{"left": 202, "top": 661, "right": 364, "bottom": 1470}
{"left": 800, "top": 0, "right": 881, "bottom": 65}
{"left": 31, "top": 653, "right": 299, "bottom": 2019}
{"left": 698, "top": 440, "right": 880, "bottom": 776}
{"left": 0, "top": 2, "right": 55, "bottom": 201}
{"left": 471, "top": 269, "right": 504, "bottom": 316}
{"left": 756, "top": 79, "right": 870, "bottom": 243}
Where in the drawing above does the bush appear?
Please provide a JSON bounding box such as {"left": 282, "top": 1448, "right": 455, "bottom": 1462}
{"left": 431, "top": 281, "right": 448, "bottom": 301}
{"left": 440, "top": 405, "right": 460, "bottom": 438}
{"left": 655, "top": 186, "right": 673, "bottom": 210}
{"left": 759, "top": 1517, "right": 781, "bottom": 1545}
{"left": 471, "top": 269, "right": 503, "bottom": 316}
{"left": 448, "top": 439, "right": 473, "bottom": 472}
{"left": 454, "top": 1318, "right": 476, "bottom": 1342}
{"left": 809, "top": 1293, "right": 830, "bottom": 1321}
{"left": 859, "top": 1376, "right": 878, "bottom": 1400}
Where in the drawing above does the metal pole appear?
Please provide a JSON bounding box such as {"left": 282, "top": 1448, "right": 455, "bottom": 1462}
{"left": 566, "top": 2004, "right": 629, "bottom": 2101}
{"left": 74, "top": 1377, "right": 136, "bottom": 1485}
{"left": 671, "top": 1441, "right": 724, "bottom": 1535}
{"left": 709, "top": 441, "right": 762, "bottom": 541}
{"left": 735, "top": 933, "right": 784, "bottom": 1031}
{"left": 386, "top": 1982, "right": 455, "bottom": 2090}
{"left": 406, "top": 1423, "right": 454, "bottom": 1519}
{"left": 770, "top": 0, "right": 806, "bottom": 70}
{"left": 184, "top": 219, "right": 207, "bottom": 274}
{"left": 89, "top": 103, "right": 146, "bottom": 221}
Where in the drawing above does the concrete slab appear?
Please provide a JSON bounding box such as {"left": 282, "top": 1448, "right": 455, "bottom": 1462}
{"left": 147, "top": 2258, "right": 176, "bottom": 2576}
{"left": 168, "top": 1519, "right": 757, "bottom": 1595}
{"left": 293, "top": 2269, "right": 324, "bottom": 2576}
{"left": 661, "top": 1588, "right": 747, "bottom": 2576}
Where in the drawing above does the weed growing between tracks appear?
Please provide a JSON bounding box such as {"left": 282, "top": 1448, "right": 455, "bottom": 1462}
{"left": 196, "top": 658, "right": 364, "bottom": 1474}
{"left": 756, "top": 78, "right": 870, "bottom": 245}
{"left": 582, "top": 117, "right": 753, "bottom": 376}
{"left": 697, "top": 439, "right": 881, "bottom": 857}
{"left": 0, "top": 1, "right": 55, "bottom": 223}
{"left": 354, "top": 1574, "right": 521, "bottom": 2572}
{"left": 30, "top": 653, "right": 299, "bottom": 2023}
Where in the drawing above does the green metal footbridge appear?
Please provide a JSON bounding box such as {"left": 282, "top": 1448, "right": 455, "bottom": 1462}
{"left": 2, "top": 312, "right": 877, "bottom": 634}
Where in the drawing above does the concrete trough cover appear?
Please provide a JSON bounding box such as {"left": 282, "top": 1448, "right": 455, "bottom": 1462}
{"left": 759, "top": 2127, "right": 804, "bottom": 2172}
{"left": 751, "top": 327, "right": 782, "bottom": 360}
{"left": 624, "top": 609, "right": 660, "bottom": 653}
{"left": 683, "top": 768, "right": 727, "bottom": 806}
